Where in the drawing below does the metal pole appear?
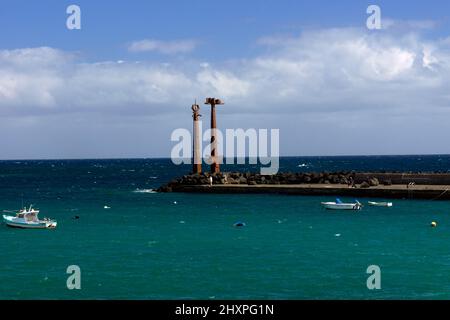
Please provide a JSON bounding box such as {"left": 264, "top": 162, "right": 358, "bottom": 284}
{"left": 205, "top": 97, "right": 223, "bottom": 174}
{"left": 210, "top": 101, "right": 219, "bottom": 173}
{"left": 192, "top": 103, "right": 202, "bottom": 174}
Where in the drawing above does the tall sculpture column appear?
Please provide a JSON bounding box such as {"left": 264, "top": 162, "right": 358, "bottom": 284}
{"left": 191, "top": 102, "right": 202, "bottom": 174}
{"left": 205, "top": 97, "right": 224, "bottom": 174}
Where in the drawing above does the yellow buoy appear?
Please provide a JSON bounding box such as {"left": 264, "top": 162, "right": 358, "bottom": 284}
{"left": 431, "top": 221, "right": 437, "bottom": 228}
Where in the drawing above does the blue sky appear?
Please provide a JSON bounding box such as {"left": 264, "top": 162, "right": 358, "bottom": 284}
{"left": 2, "top": 1, "right": 448, "bottom": 60}
{"left": 0, "top": 1, "right": 450, "bottom": 159}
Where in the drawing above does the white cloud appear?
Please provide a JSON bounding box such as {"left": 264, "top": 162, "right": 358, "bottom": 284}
{"left": 240, "top": 28, "right": 450, "bottom": 115}
{"left": 197, "top": 69, "right": 250, "bottom": 98}
{"left": 128, "top": 39, "right": 197, "bottom": 54}
{"left": 1, "top": 27, "right": 450, "bottom": 120}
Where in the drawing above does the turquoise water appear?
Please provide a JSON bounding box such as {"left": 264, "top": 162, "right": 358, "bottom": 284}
{"left": 1, "top": 157, "right": 450, "bottom": 299}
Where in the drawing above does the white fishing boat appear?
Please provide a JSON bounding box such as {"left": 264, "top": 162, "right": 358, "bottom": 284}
{"left": 2, "top": 205, "right": 57, "bottom": 229}
{"left": 321, "top": 198, "right": 362, "bottom": 211}
{"left": 368, "top": 201, "right": 393, "bottom": 207}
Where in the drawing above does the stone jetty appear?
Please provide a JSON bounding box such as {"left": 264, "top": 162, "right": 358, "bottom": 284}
{"left": 157, "top": 172, "right": 450, "bottom": 200}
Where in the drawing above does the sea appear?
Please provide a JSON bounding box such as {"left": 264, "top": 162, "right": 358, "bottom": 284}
{"left": 1, "top": 155, "right": 450, "bottom": 300}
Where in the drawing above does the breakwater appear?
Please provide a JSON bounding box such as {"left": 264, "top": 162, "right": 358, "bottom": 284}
{"left": 158, "top": 171, "right": 450, "bottom": 200}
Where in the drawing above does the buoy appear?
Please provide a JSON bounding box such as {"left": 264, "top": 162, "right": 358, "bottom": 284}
{"left": 233, "top": 221, "right": 246, "bottom": 227}
{"left": 431, "top": 221, "right": 437, "bottom": 228}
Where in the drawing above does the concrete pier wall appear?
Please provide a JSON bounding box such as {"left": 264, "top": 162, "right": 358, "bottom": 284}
{"left": 353, "top": 173, "right": 450, "bottom": 185}
{"left": 172, "top": 184, "right": 450, "bottom": 200}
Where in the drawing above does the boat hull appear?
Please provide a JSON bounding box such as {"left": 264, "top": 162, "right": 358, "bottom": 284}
{"left": 321, "top": 202, "right": 362, "bottom": 210}
{"left": 368, "top": 202, "right": 393, "bottom": 207}
{"left": 2, "top": 215, "right": 57, "bottom": 229}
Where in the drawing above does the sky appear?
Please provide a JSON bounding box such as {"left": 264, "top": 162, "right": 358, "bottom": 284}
{"left": 0, "top": 0, "right": 450, "bottom": 159}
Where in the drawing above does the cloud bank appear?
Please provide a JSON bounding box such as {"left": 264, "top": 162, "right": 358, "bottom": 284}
{"left": 1, "top": 28, "right": 449, "bottom": 117}
{"left": 1, "top": 28, "right": 450, "bottom": 157}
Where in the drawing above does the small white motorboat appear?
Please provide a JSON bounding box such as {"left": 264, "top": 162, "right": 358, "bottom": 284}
{"left": 321, "top": 198, "right": 362, "bottom": 211}
{"left": 368, "top": 201, "right": 393, "bottom": 207}
{"left": 2, "top": 205, "right": 57, "bottom": 229}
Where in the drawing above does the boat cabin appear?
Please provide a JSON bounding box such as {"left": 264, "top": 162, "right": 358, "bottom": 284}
{"left": 16, "top": 206, "right": 40, "bottom": 222}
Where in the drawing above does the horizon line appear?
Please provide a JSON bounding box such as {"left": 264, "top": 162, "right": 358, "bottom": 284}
{"left": 0, "top": 153, "right": 449, "bottom": 161}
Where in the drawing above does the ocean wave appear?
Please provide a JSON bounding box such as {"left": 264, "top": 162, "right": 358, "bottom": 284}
{"left": 133, "top": 188, "right": 157, "bottom": 194}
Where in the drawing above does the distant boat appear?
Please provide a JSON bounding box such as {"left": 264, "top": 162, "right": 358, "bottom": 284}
{"left": 368, "top": 201, "right": 393, "bottom": 207}
{"left": 321, "top": 198, "right": 362, "bottom": 211}
{"left": 2, "top": 205, "right": 57, "bottom": 229}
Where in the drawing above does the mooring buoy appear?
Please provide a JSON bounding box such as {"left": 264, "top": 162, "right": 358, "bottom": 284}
{"left": 233, "top": 221, "right": 246, "bottom": 227}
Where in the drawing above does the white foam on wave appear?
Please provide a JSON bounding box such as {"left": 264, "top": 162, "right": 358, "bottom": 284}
{"left": 298, "top": 163, "right": 309, "bottom": 168}
{"left": 133, "top": 188, "right": 157, "bottom": 194}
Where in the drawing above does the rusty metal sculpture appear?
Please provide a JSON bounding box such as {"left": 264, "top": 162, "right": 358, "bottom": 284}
{"left": 204, "top": 97, "right": 224, "bottom": 173}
